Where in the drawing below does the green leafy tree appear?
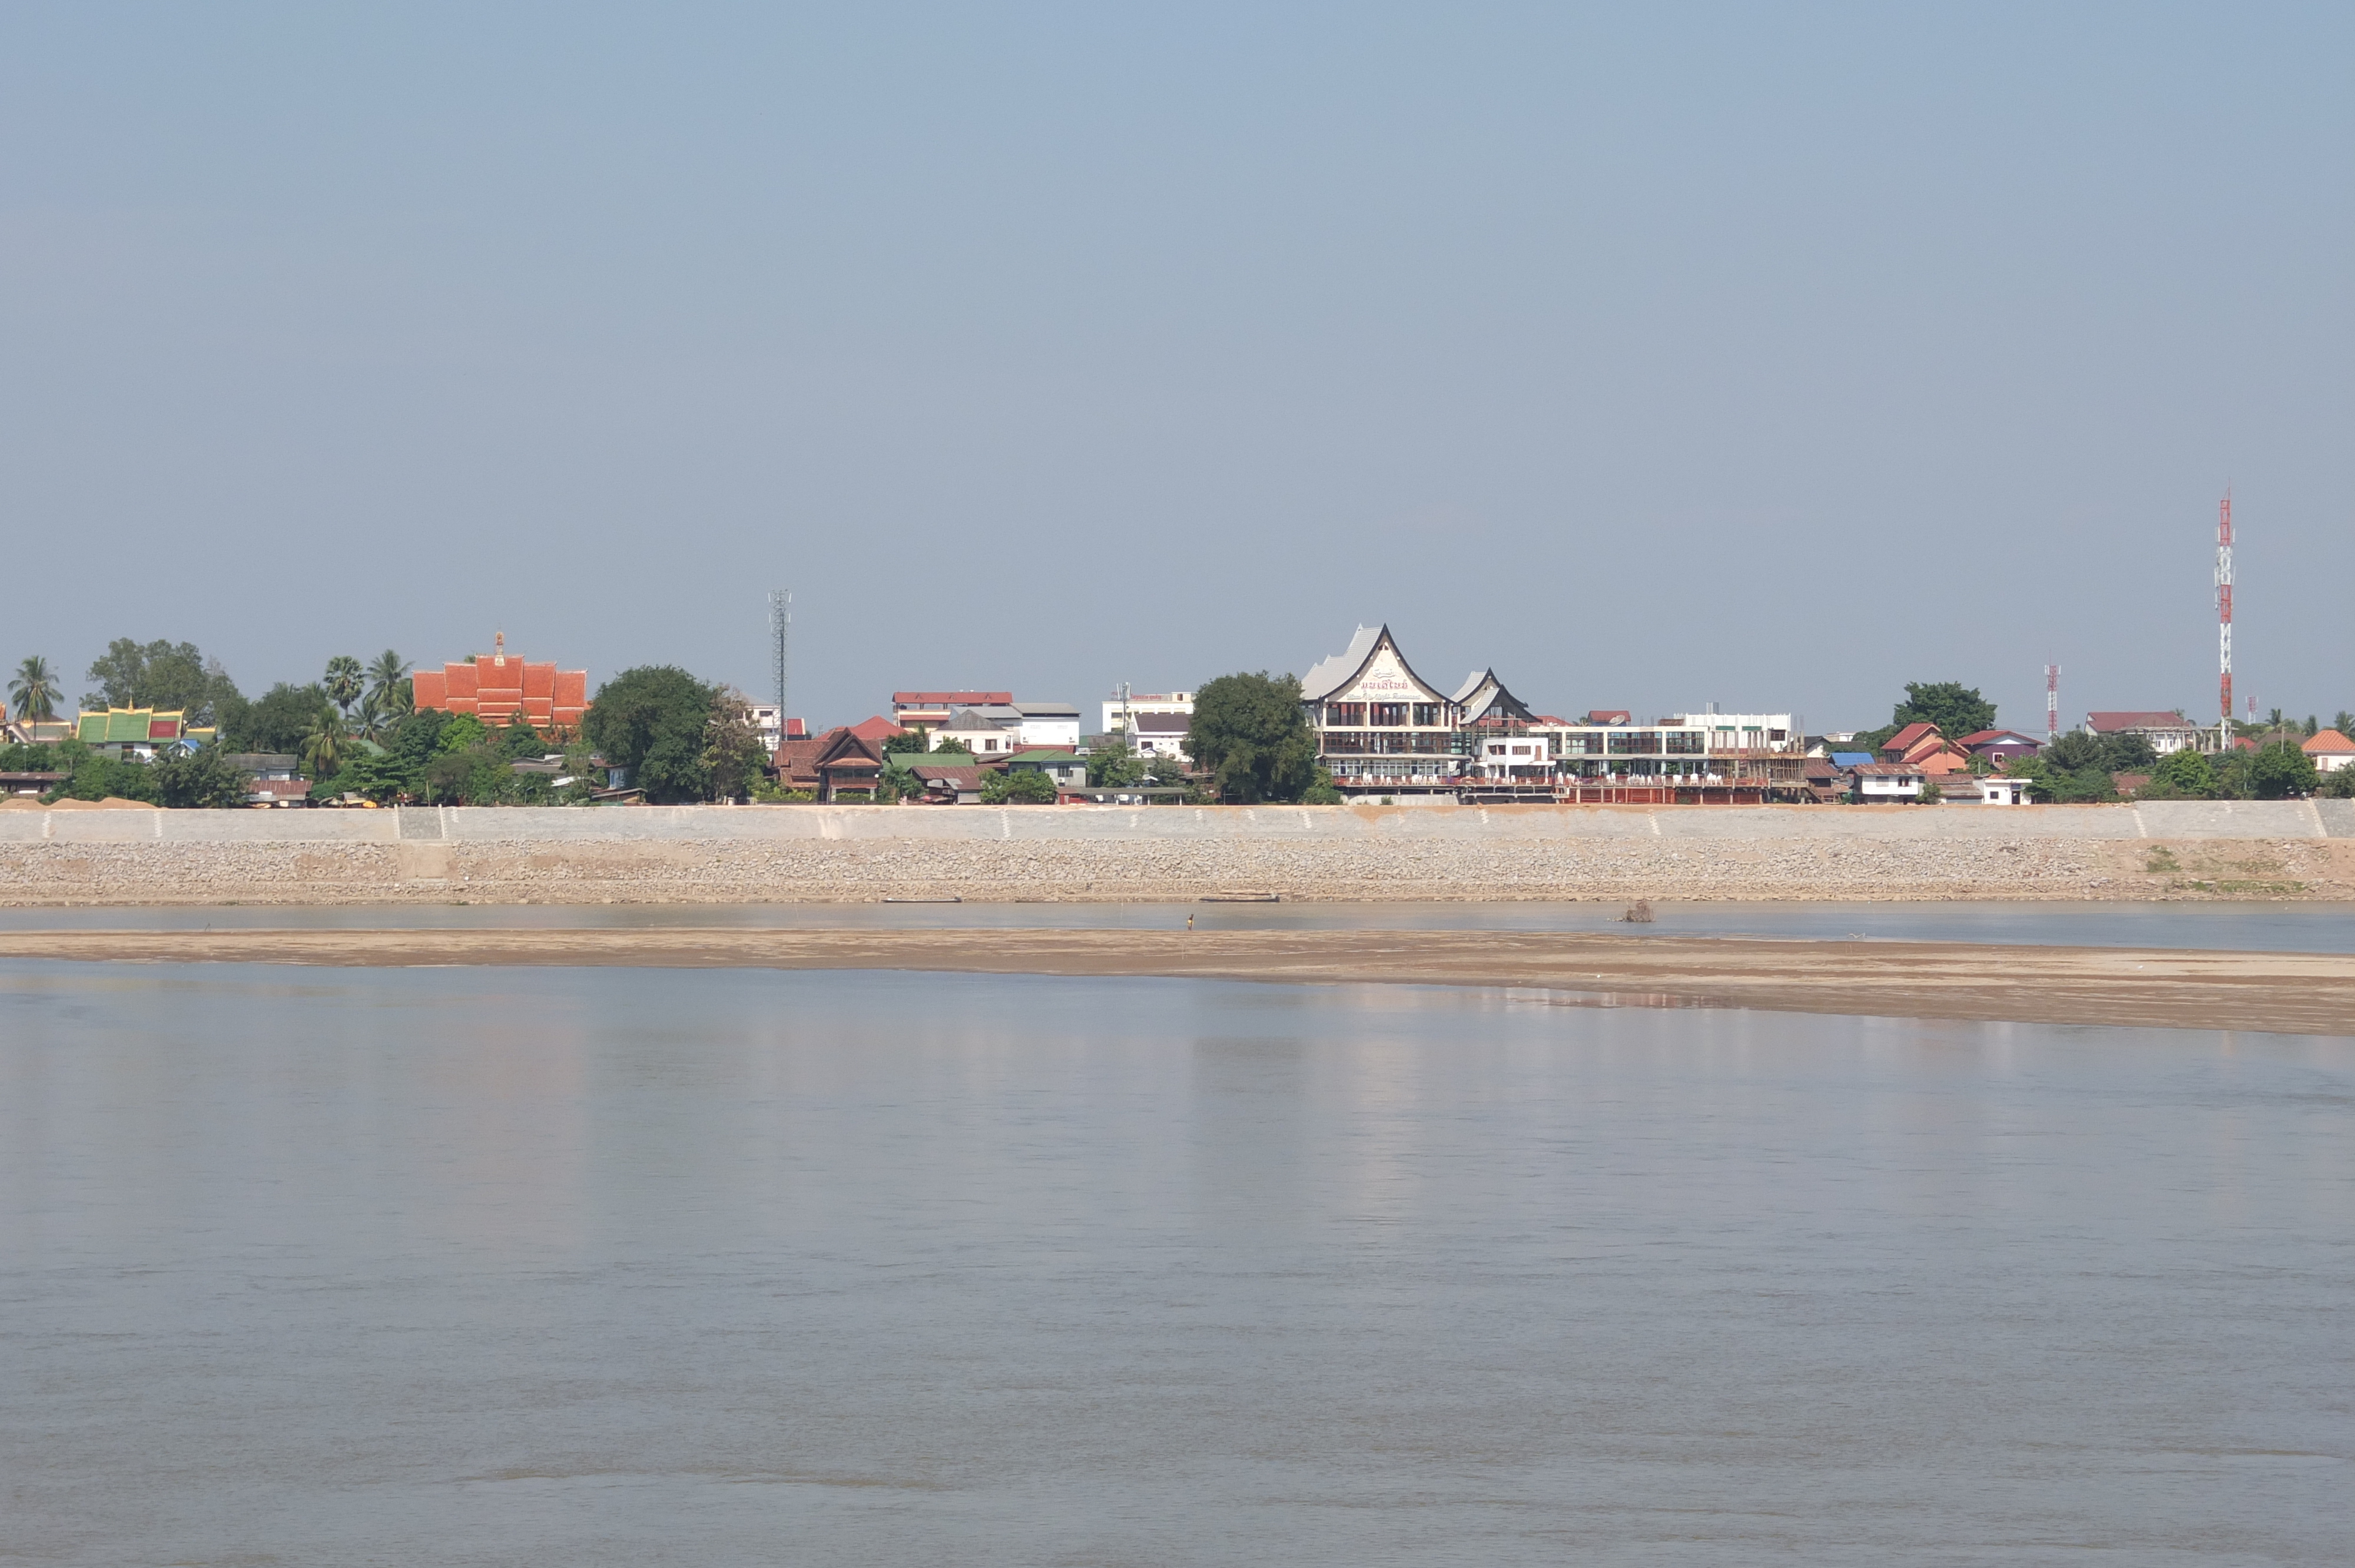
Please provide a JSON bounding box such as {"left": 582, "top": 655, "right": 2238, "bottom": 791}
{"left": 10, "top": 655, "right": 61, "bottom": 720}
{"left": 980, "top": 768, "right": 1057, "bottom": 804}
{"left": 220, "top": 682, "right": 331, "bottom": 755}
{"left": 2248, "top": 740, "right": 2317, "bottom": 799}
{"left": 434, "top": 712, "right": 493, "bottom": 755}
{"left": 323, "top": 655, "right": 364, "bottom": 715}
{"left": 150, "top": 748, "right": 253, "bottom": 809}
{"left": 2145, "top": 746, "right": 2217, "bottom": 799}
{"left": 2333, "top": 711, "right": 2354, "bottom": 739}
{"left": 45, "top": 743, "right": 160, "bottom": 805}
{"left": 701, "top": 687, "right": 769, "bottom": 802}
{"left": 1186, "top": 672, "right": 1318, "bottom": 803}
{"left": 1302, "top": 766, "right": 1343, "bottom": 805}
{"left": 311, "top": 751, "right": 411, "bottom": 804}
{"left": 1887, "top": 681, "right": 1997, "bottom": 743}
{"left": 301, "top": 706, "right": 351, "bottom": 781}
{"left": 883, "top": 726, "right": 932, "bottom": 755}
{"left": 1086, "top": 731, "right": 1147, "bottom": 789}
{"left": 2211, "top": 749, "right": 2254, "bottom": 799}
{"left": 81, "top": 638, "right": 236, "bottom": 723}
{"left": 354, "top": 686, "right": 393, "bottom": 742}
{"left": 581, "top": 665, "right": 717, "bottom": 804}
{"left": 2004, "top": 751, "right": 2113, "bottom": 803}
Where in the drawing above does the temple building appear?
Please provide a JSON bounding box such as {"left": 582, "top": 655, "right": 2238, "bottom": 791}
{"left": 73, "top": 707, "right": 214, "bottom": 759}
{"left": 411, "top": 633, "right": 589, "bottom": 732}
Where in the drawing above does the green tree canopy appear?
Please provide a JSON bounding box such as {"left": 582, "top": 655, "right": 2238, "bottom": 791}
{"left": 82, "top": 638, "right": 240, "bottom": 724}
{"left": 1086, "top": 738, "right": 1146, "bottom": 789}
{"left": 2248, "top": 740, "right": 2318, "bottom": 799}
{"left": 1887, "top": 682, "right": 1996, "bottom": 743}
{"left": 701, "top": 687, "right": 768, "bottom": 802}
{"left": 2046, "top": 730, "right": 2157, "bottom": 776}
{"left": 220, "top": 683, "right": 331, "bottom": 755}
{"left": 582, "top": 665, "right": 718, "bottom": 803}
{"left": 2147, "top": 746, "right": 2217, "bottom": 799}
{"left": 980, "top": 768, "right": 1057, "bottom": 803}
{"left": 151, "top": 748, "right": 253, "bottom": 809}
{"left": 1186, "top": 672, "right": 1318, "bottom": 803}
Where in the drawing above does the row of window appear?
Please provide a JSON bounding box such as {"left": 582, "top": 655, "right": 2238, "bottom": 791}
{"left": 1319, "top": 703, "right": 1445, "bottom": 727}
{"left": 1319, "top": 732, "right": 1458, "bottom": 755}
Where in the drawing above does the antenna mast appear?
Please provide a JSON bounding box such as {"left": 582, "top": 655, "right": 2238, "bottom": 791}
{"left": 2045, "top": 663, "right": 2059, "bottom": 742}
{"left": 2215, "top": 494, "right": 2233, "bottom": 743}
{"left": 768, "top": 589, "right": 791, "bottom": 725}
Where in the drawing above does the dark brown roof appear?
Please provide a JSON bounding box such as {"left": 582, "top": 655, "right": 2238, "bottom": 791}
{"left": 2086, "top": 711, "right": 2194, "bottom": 732}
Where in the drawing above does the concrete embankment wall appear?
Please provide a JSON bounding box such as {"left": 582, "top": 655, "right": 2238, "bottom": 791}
{"left": 3, "top": 801, "right": 2351, "bottom": 903}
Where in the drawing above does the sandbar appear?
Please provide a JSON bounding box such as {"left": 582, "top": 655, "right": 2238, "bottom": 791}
{"left": 1, "top": 926, "right": 2348, "bottom": 1035}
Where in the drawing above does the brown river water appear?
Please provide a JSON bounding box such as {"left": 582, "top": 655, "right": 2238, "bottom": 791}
{"left": 3, "top": 955, "right": 2350, "bottom": 1563}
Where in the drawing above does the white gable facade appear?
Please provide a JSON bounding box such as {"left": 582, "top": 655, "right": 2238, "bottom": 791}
{"left": 1301, "top": 625, "right": 1464, "bottom": 794}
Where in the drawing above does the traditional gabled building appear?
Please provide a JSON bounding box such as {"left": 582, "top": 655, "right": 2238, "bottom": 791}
{"left": 74, "top": 707, "right": 214, "bottom": 759}
{"left": 1452, "top": 669, "right": 1537, "bottom": 727}
{"left": 775, "top": 725, "right": 893, "bottom": 801}
{"left": 1300, "top": 626, "right": 1464, "bottom": 794}
{"left": 1879, "top": 722, "right": 1974, "bottom": 775}
{"left": 412, "top": 633, "right": 589, "bottom": 732}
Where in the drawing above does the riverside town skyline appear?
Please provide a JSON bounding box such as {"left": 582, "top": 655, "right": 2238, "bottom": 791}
{"left": 6, "top": 9, "right": 2349, "bottom": 1565}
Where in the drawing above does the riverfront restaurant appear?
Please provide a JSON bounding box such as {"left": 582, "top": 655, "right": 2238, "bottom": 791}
{"left": 1299, "top": 624, "right": 1807, "bottom": 802}
{"left": 1298, "top": 625, "right": 1467, "bottom": 793}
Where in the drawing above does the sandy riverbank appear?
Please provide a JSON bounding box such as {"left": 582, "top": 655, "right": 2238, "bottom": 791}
{"left": 5, "top": 926, "right": 2347, "bottom": 1035}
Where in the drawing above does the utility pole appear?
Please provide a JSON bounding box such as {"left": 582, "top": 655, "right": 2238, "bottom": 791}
{"left": 2215, "top": 494, "right": 2233, "bottom": 747}
{"left": 769, "top": 589, "right": 791, "bottom": 730}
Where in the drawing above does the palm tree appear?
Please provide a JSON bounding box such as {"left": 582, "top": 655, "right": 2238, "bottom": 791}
{"left": 366, "top": 650, "right": 412, "bottom": 708}
{"left": 301, "top": 704, "right": 350, "bottom": 782}
{"left": 324, "top": 655, "right": 364, "bottom": 716}
{"left": 354, "top": 686, "right": 390, "bottom": 742}
{"left": 8, "top": 655, "right": 58, "bottom": 722}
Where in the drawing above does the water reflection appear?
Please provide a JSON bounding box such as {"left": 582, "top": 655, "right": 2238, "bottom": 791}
{"left": 2, "top": 961, "right": 2350, "bottom": 1564}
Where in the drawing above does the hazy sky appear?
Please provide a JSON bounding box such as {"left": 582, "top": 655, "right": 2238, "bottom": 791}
{"left": 4, "top": 4, "right": 2349, "bottom": 733}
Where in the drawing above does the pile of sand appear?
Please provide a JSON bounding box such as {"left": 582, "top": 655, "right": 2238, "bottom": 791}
{"left": 0, "top": 796, "right": 157, "bottom": 811}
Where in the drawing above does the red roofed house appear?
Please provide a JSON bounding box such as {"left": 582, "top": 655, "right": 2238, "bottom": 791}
{"left": 1955, "top": 728, "right": 2044, "bottom": 765}
{"left": 2303, "top": 729, "right": 2355, "bottom": 773}
{"left": 2083, "top": 710, "right": 2203, "bottom": 754}
{"left": 412, "top": 633, "right": 589, "bottom": 732}
{"left": 1879, "top": 722, "right": 1974, "bottom": 775}
{"left": 774, "top": 725, "right": 895, "bottom": 801}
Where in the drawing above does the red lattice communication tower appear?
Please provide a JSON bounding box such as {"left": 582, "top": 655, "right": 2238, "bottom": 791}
{"left": 2215, "top": 494, "right": 2234, "bottom": 733}
{"left": 2045, "top": 663, "right": 2059, "bottom": 741}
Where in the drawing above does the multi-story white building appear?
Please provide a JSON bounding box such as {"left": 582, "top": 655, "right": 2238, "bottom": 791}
{"left": 893, "top": 692, "right": 1080, "bottom": 751}
{"left": 2084, "top": 710, "right": 2204, "bottom": 755}
{"left": 1101, "top": 690, "right": 1195, "bottom": 733}
{"left": 1301, "top": 626, "right": 1466, "bottom": 793}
